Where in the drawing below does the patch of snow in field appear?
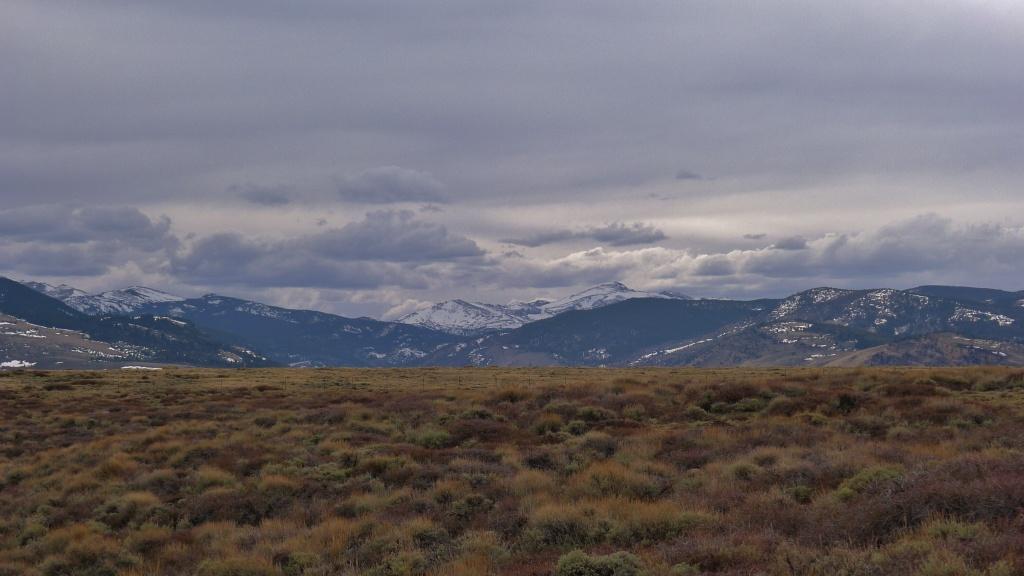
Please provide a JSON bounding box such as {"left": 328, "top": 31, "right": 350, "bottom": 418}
{"left": 2, "top": 329, "right": 45, "bottom": 338}
{"left": 121, "top": 366, "right": 163, "bottom": 370}
{"left": 1, "top": 360, "right": 36, "bottom": 368}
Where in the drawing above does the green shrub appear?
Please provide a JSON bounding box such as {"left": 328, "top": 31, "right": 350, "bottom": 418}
{"left": 555, "top": 550, "right": 644, "bottom": 576}
{"left": 278, "top": 552, "right": 318, "bottom": 576}
{"left": 567, "top": 420, "right": 589, "bottom": 435}
{"left": 411, "top": 427, "right": 452, "bottom": 449}
{"left": 727, "top": 462, "right": 761, "bottom": 482}
{"left": 836, "top": 466, "right": 903, "bottom": 501}
{"left": 528, "top": 514, "right": 597, "bottom": 549}
{"left": 608, "top": 511, "right": 702, "bottom": 546}
{"left": 94, "top": 491, "right": 168, "bottom": 529}
{"left": 622, "top": 404, "right": 647, "bottom": 420}
{"left": 789, "top": 485, "right": 813, "bottom": 504}
{"left": 577, "top": 406, "right": 616, "bottom": 422}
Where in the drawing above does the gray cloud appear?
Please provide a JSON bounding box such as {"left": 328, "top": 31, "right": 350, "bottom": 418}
{"left": 301, "top": 210, "right": 482, "bottom": 262}
{"left": 0, "top": 244, "right": 111, "bottom": 277}
{"left": 337, "top": 167, "right": 449, "bottom": 204}
{"left": 170, "top": 233, "right": 429, "bottom": 289}
{"left": 232, "top": 184, "right": 292, "bottom": 206}
{"left": 504, "top": 222, "right": 667, "bottom": 248}
{"left": 0, "top": 205, "right": 177, "bottom": 277}
{"left": 0, "top": 205, "right": 173, "bottom": 248}
{"left": 772, "top": 236, "right": 809, "bottom": 251}
{"left": 171, "top": 210, "right": 482, "bottom": 288}
{"left": 675, "top": 170, "right": 703, "bottom": 181}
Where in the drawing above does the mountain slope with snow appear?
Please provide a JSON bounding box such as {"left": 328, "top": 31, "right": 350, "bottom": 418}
{"left": 399, "top": 282, "right": 691, "bottom": 334}
{"left": 25, "top": 283, "right": 184, "bottom": 315}
{"left": 22, "top": 282, "right": 90, "bottom": 302}
{"left": 1, "top": 278, "right": 272, "bottom": 368}
{"left": 541, "top": 281, "right": 686, "bottom": 316}
{"left": 396, "top": 300, "right": 530, "bottom": 335}
{"left": 140, "top": 294, "right": 457, "bottom": 367}
{"left": 69, "top": 286, "right": 185, "bottom": 315}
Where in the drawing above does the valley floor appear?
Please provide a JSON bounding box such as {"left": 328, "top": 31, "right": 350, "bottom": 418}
{"left": 1, "top": 367, "right": 1024, "bottom": 575}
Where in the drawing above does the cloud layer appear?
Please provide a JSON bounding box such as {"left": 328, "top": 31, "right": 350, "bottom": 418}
{"left": 3, "top": 203, "right": 1021, "bottom": 316}
{"left": 0, "top": 205, "right": 177, "bottom": 277}
{"left": 2, "top": 1, "right": 1023, "bottom": 315}
{"left": 337, "top": 167, "right": 449, "bottom": 204}
{"left": 504, "top": 222, "right": 667, "bottom": 247}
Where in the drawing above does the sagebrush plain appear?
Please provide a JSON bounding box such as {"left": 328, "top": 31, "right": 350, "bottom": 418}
{"left": 2, "top": 367, "right": 1024, "bottom": 575}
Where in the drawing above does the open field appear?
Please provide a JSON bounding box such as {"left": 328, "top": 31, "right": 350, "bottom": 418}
{"left": 2, "top": 367, "right": 1024, "bottom": 575}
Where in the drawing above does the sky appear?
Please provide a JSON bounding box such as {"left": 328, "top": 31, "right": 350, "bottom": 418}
{"left": 2, "top": 0, "right": 1023, "bottom": 318}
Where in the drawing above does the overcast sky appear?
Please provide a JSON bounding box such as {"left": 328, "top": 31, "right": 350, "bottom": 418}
{"left": 3, "top": 0, "right": 1023, "bottom": 317}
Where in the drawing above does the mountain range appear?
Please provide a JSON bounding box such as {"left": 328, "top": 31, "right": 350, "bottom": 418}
{"left": 0, "top": 278, "right": 270, "bottom": 369}
{"left": 2, "top": 277, "right": 1022, "bottom": 369}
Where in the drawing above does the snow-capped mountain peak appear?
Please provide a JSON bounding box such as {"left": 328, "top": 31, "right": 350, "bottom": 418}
{"left": 24, "top": 282, "right": 185, "bottom": 315}
{"left": 398, "top": 300, "right": 525, "bottom": 335}
{"left": 399, "top": 282, "right": 691, "bottom": 334}
{"left": 22, "top": 281, "right": 89, "bottom": 302}
{"left": 542, "top": 281, "right": 684, "bottom": 316}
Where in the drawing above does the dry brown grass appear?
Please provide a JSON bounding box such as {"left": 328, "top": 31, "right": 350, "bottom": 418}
{"left": 1, "top": 366, "right": 1023, "bottom": 575}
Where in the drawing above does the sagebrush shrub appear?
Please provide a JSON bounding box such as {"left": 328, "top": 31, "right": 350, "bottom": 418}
{"left": 555, "top": 550, "right": 644, "bottom": 576}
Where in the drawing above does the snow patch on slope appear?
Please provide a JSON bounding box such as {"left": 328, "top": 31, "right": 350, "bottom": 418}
{"left": 951, "top": 307, "right": 1015, "bottom": 327}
